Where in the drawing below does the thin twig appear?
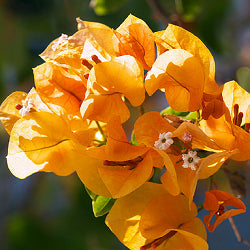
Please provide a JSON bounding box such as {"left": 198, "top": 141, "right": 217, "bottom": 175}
{"left": 228, "top": 216, "right": 250, "bottom": 247}
{"left": 146, "top": 0, "right": 170, "bottom": 25}
{"left": 146, "top": 0, "right": 182, "bottom": 26}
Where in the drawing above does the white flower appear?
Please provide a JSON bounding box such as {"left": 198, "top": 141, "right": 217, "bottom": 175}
{"left": 182, "top": 132, "right": 192, "bottom": 142}
{"left": 182, "top": 150, "right": 200, "bottom": 171}
{"left": 154, "top": 132, "right": 174, "bottom": 150}
{"left": 19, "top": 98, "right": 34, "bottom": 117}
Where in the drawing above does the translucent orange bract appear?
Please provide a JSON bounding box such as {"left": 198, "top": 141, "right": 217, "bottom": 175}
{"left": 203, "top": 190, "right": 246, "bottom": 232}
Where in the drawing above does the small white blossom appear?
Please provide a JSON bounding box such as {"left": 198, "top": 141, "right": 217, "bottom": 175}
{"left": 182, "top": 132, "right": 192, "bottom": 142}
{"left": 154, "top": 132, "right": 174, "bottom": 150}
{"left": 52, "top": 34, "right": 69, "bottom": 51}
{"left": 19, "top": 98, "right": 34, "bottom": 117}
{"left": 182, "top": 150, "right": 200, "bottom": 171}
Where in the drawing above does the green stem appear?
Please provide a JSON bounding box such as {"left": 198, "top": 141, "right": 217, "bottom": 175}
{"left": 95, "top": 121, "right": 107, "bottom": 143}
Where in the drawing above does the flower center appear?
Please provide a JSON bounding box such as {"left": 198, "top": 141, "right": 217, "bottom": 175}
{"left": 15, "top": 98, "right": 34, "bottom": 117}
{"left": 154, "top": 132, "right": 174, "bottom": 150}
{"left": 182, "top": 150, "right": 200, "bottom": 171}
{"left": 216, "top": 204, "right": 225, "bottom": 217}
{"left": 161, "top": 138, "right": 166, "bottom": 143}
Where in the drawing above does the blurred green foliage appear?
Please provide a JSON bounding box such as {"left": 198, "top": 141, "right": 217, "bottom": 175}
{"left": 237, "top": 67, "right": 250, "bottom": 92}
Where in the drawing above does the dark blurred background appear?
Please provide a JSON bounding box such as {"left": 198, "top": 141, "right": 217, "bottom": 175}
{"left": 0, "top": 0, "right": 250, "bottom": 249}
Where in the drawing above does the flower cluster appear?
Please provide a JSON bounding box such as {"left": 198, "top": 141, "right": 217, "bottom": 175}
{"left": 0, "top": 15, "right": 249, "bottom": 249}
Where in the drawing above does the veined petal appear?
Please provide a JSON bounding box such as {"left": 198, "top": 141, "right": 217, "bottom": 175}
{"left": 33, "top": 62, "right": 84, "bottom": 116}
{"left": 203, "top": 190, "right": 246, "bottom": 232}
{"left": 154, "top": 24, "right": 219, "bottom": 95}
{"left": 41, "top": 19, "right": 116, "bottom": 64}
{"left": 199, "top": 115, "right": 235, "bottom": 151}
{"left": 157, "top": 150, "right": 180, "bottom": 196}
{"left": 222, "top": 80, "right": 250, "bottom": 125}
{"left": 76, "top": 157, "right": 112, "bottom": 198}
{"left": 0, "top": 91, "right": 27, "bottom": 134}
{"left": 198, "top": 151, "right": 235, "bottom": 179}
{"left": 97, "top": 152, "right": 154, "bottom": 198}
{"left": 80, "top": 93, "right": 130, "bottom": 123}
{"left": 0, "top": 88, "right": 53, "bottom": 134}
{"left": 145, "top": 49, "right": 204, "bottom": 112}
{"left": 172, "top": 121, "right": 223, "bottom": 152}
{"left": 139, "top": 193, "right": 197, "bottom": 240}
{"left": 88, "top": 55, "right": 145, "bottom": 107}
{"left": 105, "top": 183, "right": 167, "bottom": 250}
{"left": 134, "top": 111, "right": 175, "bottom": 147}
{"left": 230, "top": 124, "right": 250, "bottom": 161}
{"left": 87, "top": 116, "right": 149, "bottom": 161}
{"left": 166, "top": 223, "right": 208, "bottom": 250}
{"left": 76, "top": 18, "right": 116, "bottom": 55}
{"left": 114, "top": 14, "right": 155, "bottom": 70}
{"left": 7, "top": 112, "right": 85, "bottom": 178}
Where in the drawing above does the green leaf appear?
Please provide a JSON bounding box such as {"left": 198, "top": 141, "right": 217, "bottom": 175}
{"left": 130, "top": 130, "right": 138, "bottom": 145}
{"left": 85, "top": 186, "right": 116, "bottom": 217}
{"left": 179, "top": 0, "right": 203, "bottom": 22}
{"left": 85, "top": 186, "right": 98, "bottom": 200}
{"left": 92, "top": 196, "right": 116, "bottom": 217}
{"left": 236, "top": 67, "right": 250, "bottom": 93}
{"left": 90, "top": 0, "right": 128, "bottom": 16}
{"left": 160, "top": 107, "right": 189, "bottom": 116}
{"left": 160, "top": 107, "right": 197, "bottom": 121}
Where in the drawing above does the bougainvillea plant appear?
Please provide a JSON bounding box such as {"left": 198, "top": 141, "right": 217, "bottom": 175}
{"left": 0, "top": 15, "right": 249, "bottom": 250}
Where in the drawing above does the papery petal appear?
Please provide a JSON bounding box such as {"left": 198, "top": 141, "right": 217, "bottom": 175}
{"left": 199, "top": 115, "right": 235, "bottom": 151}
{"left": 157, "top": 150, "right": 180, "bottom": 196}
{"left": 163, "top": 222, "right": 208, "bottom": 250}
{"left": 154, "top": 24, "right": 219, "bottom": 95}
{"left": 171, "top": 155, "right": 198, "bottom": 207}
{"left": 80, "top": 93, "right": 130, "bottom": 123}
{"left": 157, "top": 220, "right": 208, "bottom": 250}
{"left": 114, "top": 14, "right": 155, "bottom": 70}
{"left": 105, "top": 182, "right": 167, "bottom": 250}
{"left": 134, "top": 111, "right": 175, "bottom": 147}
{"left": 139, "top": 193, "right": 197, "bottom": 240}
{"left": 76, "top": 18, "right": 116, "bottom": 55}
{"left": 41, "top": 19, "right": 116, "bottom": 65}
{"left": 172, "top": 121, "right": 223, "bottom": 152}
{"left": 198, "top": 151, "right": 235, "bottom": 179}
{"left": 33, "top": 62, "right": 84, "bottom": 116}
{"left": 87, "top": 116, "right": 149, "bottom": 161}
{"left": 0, "top": 91, "right": 27, "bottom": 134}
{"left": 0, "top": 88, "right": 53, "bottom": 134}
{"left": 97, "top": 152, "right": 154, "bottom": 198}
{"left": 76, "top": 157, "right": 112, "bottom": 198}
{"left": 7, "top": 112, "right": 84, "bottom": 178}
{"left": 203, "top": 190, "right": 246, "bottom": 232}
{"left": 222, "top": 80, "right": 250, "bottom": 125}
{"left": 88, "top": 55, "right": 145, "bottom": 106}
{"left": 145, "top": 49, "right": 204, "bottom": 112}
{"left": 231, "top": 124, "right": 250, "bottom": 161}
